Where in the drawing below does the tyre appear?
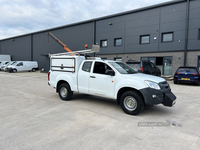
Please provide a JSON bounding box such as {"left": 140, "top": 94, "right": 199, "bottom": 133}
{"left": 196, "top": 81, "right": 200, "bottom": 86}
{"left": 32, "top": 68, "right": 36, "bottom": 72}
{"left": 58, "top": 83, "right": 73, "bottom": 100}
{"left": 13, "top": 69, "right": 17, "bottom": 73}
{"left": 174, "top": 80, "right": 177, "bottom": 84}
{"left": 120, "top": 90, "right": 144, "bottom": 115}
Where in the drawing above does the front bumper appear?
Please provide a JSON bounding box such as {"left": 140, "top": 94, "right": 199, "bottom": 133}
{"left": 7, "top": 68, "right": 13, "bottom": 72}
{"left": 139, "top": 87, "right": 176, "bottom": 107}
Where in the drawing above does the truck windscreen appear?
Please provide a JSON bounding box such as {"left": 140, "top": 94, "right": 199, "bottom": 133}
{"left": 109, "top": 62, "right": 137, "bottom": 74}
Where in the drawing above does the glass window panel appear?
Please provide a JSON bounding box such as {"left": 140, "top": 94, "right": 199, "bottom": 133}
{"left": 114, "top": 38, "right": 122, "bottom": 46}
{"left": 162, "top": 33, "right": 173, "bottom": 42}
{"left": 140, "top": 35, "right": 150, "bottom": 44}
{"left": 82, "top": 61, "right": 92, "bottom": 72}
{"left": 101, "top": 40, "right": 107, "bottom": 47}
{"left": 163, "top": 56, "right": 172, "bottom": 75}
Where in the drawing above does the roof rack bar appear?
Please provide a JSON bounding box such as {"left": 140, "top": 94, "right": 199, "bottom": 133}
{"left": 49, "top": 45, "right": 100, "bottom": 57}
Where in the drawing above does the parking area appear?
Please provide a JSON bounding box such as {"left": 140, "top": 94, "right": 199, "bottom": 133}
{"left": 0, "top": 71, "right": 200, "bottom": 150}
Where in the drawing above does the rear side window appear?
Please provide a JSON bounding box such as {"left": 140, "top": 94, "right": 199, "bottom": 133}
{"left": 177, "top": 68, "right": 197, "bottom": 73}
{"left": 82, "top": 61, "right": 92, "bottom": 72}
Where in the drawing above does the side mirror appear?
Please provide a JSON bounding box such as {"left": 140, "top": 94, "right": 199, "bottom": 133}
{"left": 105, "top": 70, "right": 115, "bottom": 76}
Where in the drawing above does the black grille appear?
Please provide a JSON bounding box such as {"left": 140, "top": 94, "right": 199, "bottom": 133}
{"left": 159, "top": 81, "right": 170, "bottom": 90}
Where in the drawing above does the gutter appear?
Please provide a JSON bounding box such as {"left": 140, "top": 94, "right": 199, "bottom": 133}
{"left": 184, "top": 0, "right": 190, "bottom": 66}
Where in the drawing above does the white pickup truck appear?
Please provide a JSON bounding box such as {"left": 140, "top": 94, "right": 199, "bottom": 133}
{"left": 48, "top": 47, "right": 176, "bottom": 115}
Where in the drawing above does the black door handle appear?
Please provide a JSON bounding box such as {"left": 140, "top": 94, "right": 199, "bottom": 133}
{"left": 90, "top": 76, "right": 96, "bottom": 78}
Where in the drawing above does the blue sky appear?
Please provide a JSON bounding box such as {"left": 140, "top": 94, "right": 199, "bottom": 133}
{"left": 0, "top": 0, "right": 172, "bottom": 40}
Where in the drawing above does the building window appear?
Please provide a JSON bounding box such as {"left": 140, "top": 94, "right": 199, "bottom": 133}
{"left": 162, "top": 32, "right": 173, "bottom": 42}
{"left": 114, "top": 38, "right": 122, "bottom": 46}
{"left": 140, "top": 35, "right": 150, "bottom": 44}
{"left": 100, "top": 40, "right": 107, "bottom": 47}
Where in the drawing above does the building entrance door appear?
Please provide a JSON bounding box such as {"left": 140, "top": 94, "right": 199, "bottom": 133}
{"left": 163, "top": 56, "right": 172, "bottom": 75}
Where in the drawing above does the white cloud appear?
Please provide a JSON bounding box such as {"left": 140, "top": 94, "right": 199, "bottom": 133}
{"left": 0, "top": 0, "right": 172, "bottom": 40}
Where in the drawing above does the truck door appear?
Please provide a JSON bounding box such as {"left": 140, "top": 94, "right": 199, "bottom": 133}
{"left": 89, "top": 61, "right": 115, "bottom": 99}
{"left": 78, "top": 61, "right": 93, "bottom": 94}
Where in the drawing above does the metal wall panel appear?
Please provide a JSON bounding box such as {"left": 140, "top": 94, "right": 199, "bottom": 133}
{"left": 32, "top": 22, "right": 93, "bottom": 71}
{"left": 124, "top": 8, "right": 160, "bottom": 53}
{"left": 96, "top": 15, "right": 125, "bottom": 54}
{"left": 188, "top": 0, "right": 200, "bottom": 50}
{"left": 96, "top": 2, "right": 188, "bottom": 54}
{"left": 0, "top": 36, "right": 31, "bottom": 61}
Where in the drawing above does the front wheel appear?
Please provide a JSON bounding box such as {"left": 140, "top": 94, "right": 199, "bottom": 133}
{"left": 120, "top": 91, "right": 144, "bottom": 115}
{"left": 13, "top": 69, "right": 17, "bottom": 73}
{"left": 58, "top": 83, "right": 73, "bottom": 101}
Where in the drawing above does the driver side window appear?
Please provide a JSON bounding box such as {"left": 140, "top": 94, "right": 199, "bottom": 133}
{"left": 17, "top": 62, "right": 23, "bottom": 66}
{"left": 93, "top": 62, "right": 112, "bottom": 75}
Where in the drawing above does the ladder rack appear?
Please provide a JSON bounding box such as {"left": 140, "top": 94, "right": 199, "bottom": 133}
{"left": 49, "top": 45, "right": 100, "bottom": 57}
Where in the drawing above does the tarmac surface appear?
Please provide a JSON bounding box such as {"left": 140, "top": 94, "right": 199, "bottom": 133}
{"left": 0, "top": 71, "right": 200, "bottom": 150}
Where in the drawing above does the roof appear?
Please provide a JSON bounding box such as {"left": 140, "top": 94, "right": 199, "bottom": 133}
{"left": 0, "top": 0, "right": 186, "bottom": 41}
{"left": 178, "top": 66, "right": 198, "bottom": 68}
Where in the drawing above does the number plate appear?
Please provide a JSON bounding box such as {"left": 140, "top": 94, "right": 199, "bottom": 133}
{"left": 181, "top": 78, "right": 190, "bottom": 80}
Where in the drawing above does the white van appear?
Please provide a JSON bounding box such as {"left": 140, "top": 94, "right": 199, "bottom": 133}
{"left": 0, "top": 61, "right": 15, "bottom": 71}
{"left": 8, "top": 61, "right": 38, "bottom": 73}
{"left": 0, "top": 61, "right": 9, "bottom": 68}
{"left": 3, "top": 61, "right": 17, "bottom": 71}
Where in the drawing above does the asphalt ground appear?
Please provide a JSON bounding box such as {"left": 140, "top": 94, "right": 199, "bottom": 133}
{"left": 0, "top": 71, "right": 200, "bottom": 150}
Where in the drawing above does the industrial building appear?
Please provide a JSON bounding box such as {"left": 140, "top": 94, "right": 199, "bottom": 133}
{"left": 0, "top": 0, "right": 200, "bottom": 75}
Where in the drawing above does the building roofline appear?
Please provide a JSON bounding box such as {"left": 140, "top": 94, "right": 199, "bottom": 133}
{"left": 0, "top": 0, "right": 186, "bottom": 41}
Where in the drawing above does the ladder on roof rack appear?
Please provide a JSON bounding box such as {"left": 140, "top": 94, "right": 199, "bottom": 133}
{"left": 49, "top": 45, "right": 100, "bottom": 57}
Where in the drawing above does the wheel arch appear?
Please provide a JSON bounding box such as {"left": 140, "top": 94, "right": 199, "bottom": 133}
{"left": 56, "top": 80, "right": 71, "bottom": 93}
{"left": 13, "top": 68, "right": 17, "bottom": 73}
{"left": 117, "top": 87, "right": 145, "bottom": 105}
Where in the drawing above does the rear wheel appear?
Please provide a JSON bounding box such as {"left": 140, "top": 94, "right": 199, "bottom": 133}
{"left": 196, "top": 81, "right": 200, "bottom": 86}
{"left": 174, "top": 80, "right": 177, "bottom": 84}
{"left": 32, "top": 68, "right": 36, "bottom": 72}
{"left": 120, "top": 91, "right": 144, "bottom": 115}
{"left": 58, "top": 83, "right": 73, "bottom": 100}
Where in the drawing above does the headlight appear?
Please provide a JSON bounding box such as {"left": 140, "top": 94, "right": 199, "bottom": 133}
{"left": 145, "top": 80, "right": 160, "bottom": 90}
